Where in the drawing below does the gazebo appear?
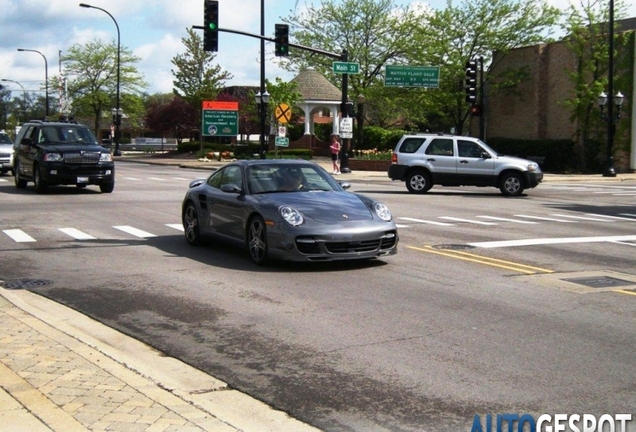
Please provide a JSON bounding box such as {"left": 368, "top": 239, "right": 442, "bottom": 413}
{"left": 290, "top": 68, "right": 342, "bottom": 139}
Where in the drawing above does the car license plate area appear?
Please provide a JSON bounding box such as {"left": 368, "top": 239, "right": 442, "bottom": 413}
{"left": 77, "top": 176, "right": 89, "bottom": 184}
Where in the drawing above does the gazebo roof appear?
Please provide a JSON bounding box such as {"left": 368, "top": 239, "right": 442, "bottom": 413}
{"left": 291, "top": 68, "right": 341, "bottom": 102}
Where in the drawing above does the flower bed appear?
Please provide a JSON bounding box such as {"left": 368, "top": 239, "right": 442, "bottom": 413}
{"left": 346, "top": 159, "right": 392, "bottom": 171}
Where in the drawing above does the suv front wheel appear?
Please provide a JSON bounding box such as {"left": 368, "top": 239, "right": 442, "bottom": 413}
{"left": 14, "top": 161, "right": 27, "bottom": 189}
{"left": 33, "top": 165, "right": 48, "bottom": 193}
{"left": 406, "top": 170, "right": 432, "bottom": 194}
{"left": 499, "top": 172, "right": 524, "bottom": 196}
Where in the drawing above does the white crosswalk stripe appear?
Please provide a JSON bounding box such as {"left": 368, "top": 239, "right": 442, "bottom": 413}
{"left": 438, "top": 216, "right": 498, "bottom": 225}
{"left": 3, "top": 229, "right": 36, "bottom": 242}
{"left": 550, "top": 213, "right": 617, "bottom": 222}
{"left": 399, "top": 217, "right": 455, "bottom": 226}
{"left": 113, "top": 225, "right": 157, "bottom": 238}
{"left": 58, "top": 228, "right": 96, "bottom": 240}
{"left": 515, "top": 214, "right": 577, "bottom": 223}
{"left": 165, "top": 224, "right": 184, "bottom": 231}
{"left": 476, "top": 215, "right": 537, "bottom": 224}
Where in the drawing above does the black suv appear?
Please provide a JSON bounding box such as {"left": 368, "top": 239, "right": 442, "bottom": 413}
{"left": 13, "top": 120, "right": 115, "bottom": 193}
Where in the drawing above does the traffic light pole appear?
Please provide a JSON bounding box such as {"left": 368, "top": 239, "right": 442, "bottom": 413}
{"left": 478, "top": 56, "right": 485, "bottom": 141}
{"left": 193, "top": 24, "right": 348, "bottom": 159}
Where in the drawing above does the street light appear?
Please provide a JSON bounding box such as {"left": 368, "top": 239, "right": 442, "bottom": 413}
{"left": 598, "top": 90, "right": 624, "bottom": 176}
{"left": 1, "top": 79, "right": 27, "bottom": 124}
{"left": 601, "top": 0, "right": 617, "bottom": 177}
{"left": 79, "top": 3, "right": 122, "bottom": 156}
{"left": 17, "top": 48, "right": 48, "bottom": 118}
{"left": 255, "top": 91, "right": 270, "bottom": 158}
{"left": 355, "top": 94, "right": 365, "bottom": 157}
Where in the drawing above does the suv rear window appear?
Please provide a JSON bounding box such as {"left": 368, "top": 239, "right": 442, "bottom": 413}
{"left": 398, "top": 138, "right": 426, "bottom": 154}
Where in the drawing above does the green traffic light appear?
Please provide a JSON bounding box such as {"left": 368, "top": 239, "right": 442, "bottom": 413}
{"left": 209, "top": 23, "right": 217, "bottom": 30}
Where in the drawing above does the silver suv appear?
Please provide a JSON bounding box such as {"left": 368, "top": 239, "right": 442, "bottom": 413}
{"left": 388, "top": 133, "right": 543, "bottom": 196}
{"left": 0, "top": 131, "right": 14, "bottom": 175}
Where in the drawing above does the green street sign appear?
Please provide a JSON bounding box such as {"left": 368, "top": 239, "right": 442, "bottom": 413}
{"left": 275, "top": 137, "right": 289, "bottom": 147}
{"left": 385, "top": 65, "right": 440, "bottom": 88}
{"left": 332, "top": 61, "right": 360, "bottom": 74}
{"left": 202, "top": 110, "right": 238, "bottom": 137}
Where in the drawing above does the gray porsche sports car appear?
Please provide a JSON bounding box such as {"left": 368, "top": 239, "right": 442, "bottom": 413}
{"left": 181, "top": 159, "right": 398, "bottom": 265}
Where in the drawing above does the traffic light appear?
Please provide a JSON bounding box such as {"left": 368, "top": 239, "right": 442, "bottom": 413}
{"left": 204, "top": 0, "right": 219, "bottom": 52}
{"left": 470, "top": 104, "right": 482, "bottom": 117}
{"left": 465, "top": 60, "right": 477, "bottom": 104}
{"left": 274, "top": 24, "right": 289, "bottom": 57}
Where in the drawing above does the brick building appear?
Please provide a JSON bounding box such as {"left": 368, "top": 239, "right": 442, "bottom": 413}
{"left": 485, "top": 19, "right": 636, "bottom": 172}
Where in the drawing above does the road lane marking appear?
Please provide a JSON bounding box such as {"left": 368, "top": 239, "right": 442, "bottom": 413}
{"left": 113, "top": 225, "right": 157, "bottom": 238}
{"left": 615, "top": 289, "right": 636, "bottom": 296}
{"left": 408, "top": 245, "right": 553, "bottom": 274}
{"left": 148, "top": 177, "right": 166, "bottom": 181}
{"left": 58, "top": 228, "right": 96, "bottom": 240}
{"left": 399, "top": 217, "right": 455, "bottom": 226}
{"left": 165, "top": 224, "right": 184, "bottom": 231}
{"left": 515, "top": 214, "right": 577, "bottom": 223}
{"left": 585, "top": 213, "right": 636, "bottom": 222}
{"left": 468, "top": 235, "right": 636, "bottom": 249}
{"left": 3, "top": 229, "right": 36, "bottom": 242}
{"left": 476, "top": 216, "right": 537, "bottom": 224}
{"left": 123, "top": 177, "right": 142, "bottom": 181}
{"left": 438, "top": 217, "right": 497, "bottom": 225}
{"left": 550, "top": 213, "right": 615, "bottom": 222}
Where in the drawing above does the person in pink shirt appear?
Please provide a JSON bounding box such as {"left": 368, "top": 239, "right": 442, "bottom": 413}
{"left": 329, "top": 134, "right": 341, "bottom": 174}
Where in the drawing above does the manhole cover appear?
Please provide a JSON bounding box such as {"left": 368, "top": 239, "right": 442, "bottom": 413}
{"left": 562, "top": 276, "right": 635, "bottom": 289}
{"left": 0, "top": 279, "right": 52, "bottom": 290}
{"left": 433, "top": 244, "right": 476, "bottom": 250}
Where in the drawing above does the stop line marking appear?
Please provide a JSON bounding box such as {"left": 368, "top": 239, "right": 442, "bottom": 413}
{"left": 468, "top": 234, "right": 636, "bottom": 249}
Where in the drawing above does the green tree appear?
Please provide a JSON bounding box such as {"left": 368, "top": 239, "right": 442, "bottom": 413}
{"left": 416, "top": 0, "right": 561, "bottom": 134}
{"left": 171, "top": 28, "right": 233, "bottom": 108}
{"left": 561, "top": 0, "right": 629, "bottom": 171}
{"left": 59, "top": 38, "right": 147, "bottom": 135}
{"left": 282, "top": 0, "right": 422, "bottom": 126}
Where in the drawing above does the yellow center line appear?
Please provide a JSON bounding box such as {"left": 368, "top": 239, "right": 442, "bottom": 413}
{"left": 407, "top": 245, "right": 554, "bottom": 275}
{"left": 614, "top": 289, "right": 636, "bottom": 296}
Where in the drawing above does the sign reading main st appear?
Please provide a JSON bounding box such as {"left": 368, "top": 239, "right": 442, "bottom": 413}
{"left": 332, "top": 61, "right": 360, "bottom": 74}
{"left": 202, "top": 100, "right": 239, "bottom": 137}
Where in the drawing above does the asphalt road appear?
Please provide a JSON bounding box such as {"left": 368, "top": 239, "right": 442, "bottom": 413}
{"left": 1, "top": 163, "right": 635, "bottom": 431}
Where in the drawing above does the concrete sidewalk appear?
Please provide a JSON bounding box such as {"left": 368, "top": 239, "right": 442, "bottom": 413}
{"left": 0, "top": 288, "right": 320, "bottom": 432}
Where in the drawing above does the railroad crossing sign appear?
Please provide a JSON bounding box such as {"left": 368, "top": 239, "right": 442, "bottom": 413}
{"left": 275, "top": 103, "right": 292, "bottom": 124}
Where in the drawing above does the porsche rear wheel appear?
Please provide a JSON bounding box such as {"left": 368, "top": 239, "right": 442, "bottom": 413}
{"left": 247, "top": 216, "right": 269, "bottom": 265}
{"left": 183, "top": 202, "right": 202, "bottom": 246}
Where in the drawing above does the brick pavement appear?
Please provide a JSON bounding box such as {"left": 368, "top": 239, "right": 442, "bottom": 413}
{"left": 0, "top": 289, "right": 320, "bottom": 432}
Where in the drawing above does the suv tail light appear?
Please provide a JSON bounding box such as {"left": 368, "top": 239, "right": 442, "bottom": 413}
{"left": 391, "top": 152, "right": 398, "bottom": 164}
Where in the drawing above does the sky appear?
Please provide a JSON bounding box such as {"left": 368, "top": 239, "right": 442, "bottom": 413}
{"left": 1, "top": 0, "right": 635, "bottom": 101}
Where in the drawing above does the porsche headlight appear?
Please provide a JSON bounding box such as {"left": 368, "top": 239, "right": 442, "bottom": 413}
{"left": 279, "top": 205, "right": 304, "bottom": 226}
{"left": 374, "top": 202, "right": 392, "bottom": 221}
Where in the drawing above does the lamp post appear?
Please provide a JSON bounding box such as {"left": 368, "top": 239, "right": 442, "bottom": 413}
{"left": 259, "top": 0, "right": 266, "bottom": 159}
{"left": 355, "top": 94, "right": 365, "bottom": 157}
{"left": 79, "top": 3, "right": 121, "bottom": 156}
{"left": 598, "top": 91, "right": 624, "bottom": 176}
{"left": 601, "top": 0, "right": 617, "bottom": 177}
{"left": 17, "top": 49, "right": 48, "bottom": 118}
{"left": 1, "top": 79, "right": 27, "bottom": 124}
{"left": 255, "top": 91, "right": 270, "bottom": 158}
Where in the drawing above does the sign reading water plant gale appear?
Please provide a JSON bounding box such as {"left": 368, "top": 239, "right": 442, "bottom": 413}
{"left": 202, "top": 101, "right": 239, "bottom": 137}
{"left": 384, "top": 65, "right": 440, "bottom": 88}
